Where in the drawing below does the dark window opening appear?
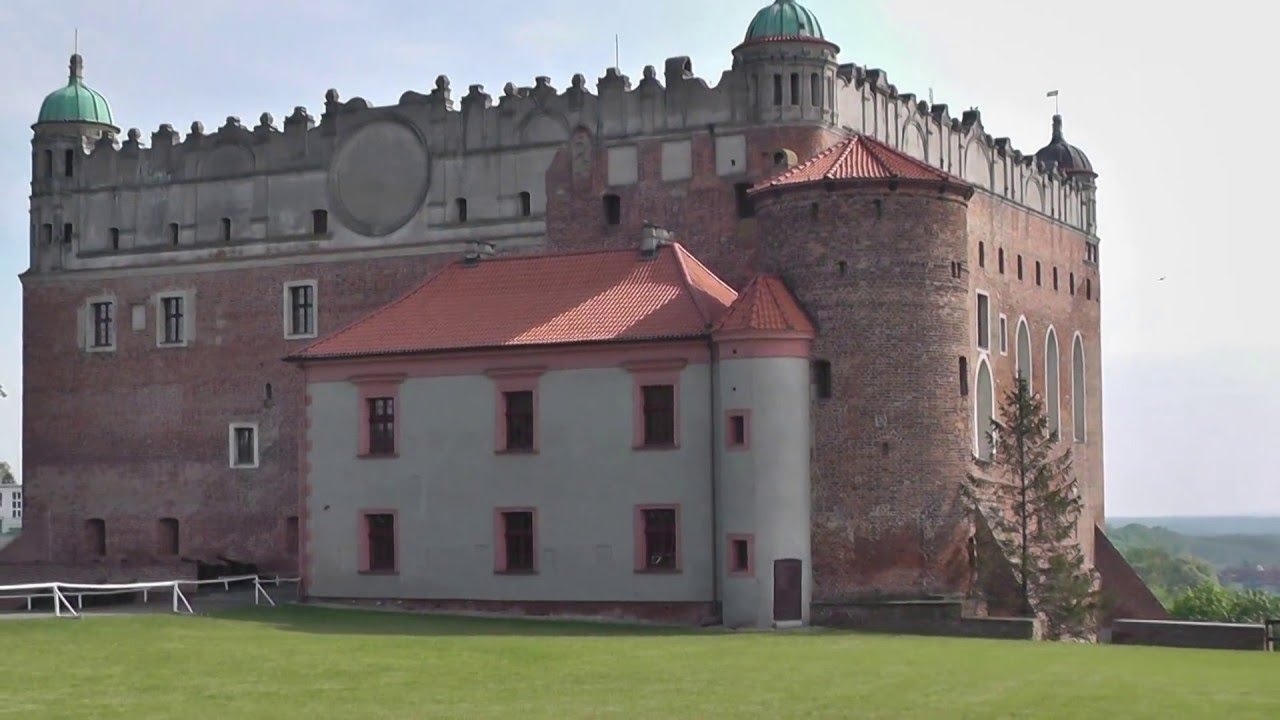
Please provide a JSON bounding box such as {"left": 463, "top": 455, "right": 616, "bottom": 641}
{"left": 90, "top": 301, "right": 113, "bottom": 348}
{"left": 734, "top": 183, "right": 755, "bottom": 218}
{"left": 64, "top": 149, "right": 74, "bottom": 178}
{"left": 367, "top": 397, "right": 395, "bottom": 455}
{"left": 311, "top": 209, "right": 328, "bottom": 235}
{"left": 62, "top": 223, "right": 73, "bottom": 245}
{"left": 285, "top": 516, "right": 299, "bottom": 556}
{"left": 603, "top": 194, "right": 621, "bottom": 225}
{"left": 1017, "top": 254, "right": 1024, "bottom": 280}
{"left": 642, "top": 508, "right": 677, "bottom": 570}
{"left": 729, "top": 414, "right": 747, "bottom": 447}
{"left": 789, "top": 73, "right": 800, "bottom": 106}
{"left": 1086, "top": 278, "right": 1092, "bottom": 300}
{"left": 504, "top": 390, "right": 535, "bottom": 451}
{"left": 1070, "top": 272, "right": 1076, "bottom": 295}
{"left": 43, "top": 149, "right": 53, "bottom": 178}
{"left": 455, "top": 198, "right": 468, "bottom": 223}
{"left": 1035, "top": 261, "right": 1042, "bottom": 286}
{"left": 288, "top": 284, "right": 315, "bottom": 336}
{"left": 978, "top": 242, "right": 985, "bottom": 268}
{"left": 998, "top": 248, "right": 1005, "bottom": 274}
{"left": 366, "top": 513, "right": 396, "bottom": 572}
{"left": 109, "top": 227, "right": 120, "bottom": 251}
{"left": 158, "top": 518, "right": 179, "bottom": 555}
{"left": 810, "top": 73, "right": 821, "bottom": 107}
{"left": 169, "top": 223, "right": 180, "bottom": 246}
{"left": 40, "top": 224, "right": 53, "bottom": 244}
{"left": 86, "top": 518, "right": 106, "bottom": 557}
{"left": 221, "top": 217, "right": 232, "bottom": 242}
{"left": 731, "top": 538, "right": 750, "bottom": 573}
{"left": 836, "top": 260, "right": 847, "bottom": 276}
{"left": 1053, "top": 267, "right": 1059, "bottom": 291}
{"left": 518, "top": 191, "right": 531, "bottom": 217}
{"left": 959, "top": 356, "right": 969, "bottom": 396}
{"left": 161, "top": 296, "right": 184, "bottom": 344}
{"left": 233, "top": 426, "right": 256, "bottom": 467}
{"left": 501, "top": 510, "right": 535, "bottom": 572}
{"left": 976, "top": 294, "right": 990, "bottom": 350}
{"left": 812, "top": 360, "right": 832, "bottom": 399}
{"left": 772, "top": 74, "right": 783, "bottom": 106}
{"left": 642, "top": 384, "right": 676, "bottom": 447}
{"left": 950, "top": 261, "right": 962, "bottom": 279}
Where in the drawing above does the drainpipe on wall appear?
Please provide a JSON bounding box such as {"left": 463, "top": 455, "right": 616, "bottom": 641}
{"left": 707, "top": 336, "right": 721, "bottom": 624}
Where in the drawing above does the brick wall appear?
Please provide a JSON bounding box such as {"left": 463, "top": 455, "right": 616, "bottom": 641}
{"left": 1110, "top": 619, "right": 1267, "bottom": 651}
{"left": 1094, "top": 525, "right": 1169, "bottom": 623}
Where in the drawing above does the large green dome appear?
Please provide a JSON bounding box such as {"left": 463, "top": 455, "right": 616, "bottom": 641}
{"left": 37, "top": 54, "right": 114, "bottom": 126}
{"left": 745, "top": 0, "right": 825, "bottom": 42}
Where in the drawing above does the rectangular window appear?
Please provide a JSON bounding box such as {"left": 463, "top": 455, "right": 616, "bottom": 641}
{"left": 221, "top": 217, "right": 232, "bottom": 242}
{"left": 312, "top": 209, "right": 328, "bottom": 235}
{"left": 789, "top": 73, "right": 800, "bottom": 106}
{"left": 518, "top": 191, "right": 532, "bottom": 217}
{"left": 284, "top": 281, "right": 317, "bottom": 339}
{"left": 976, "top": 293, "right": 990, "bottom": 351}
{"left": 229, "top": 424, "right": 259, "bottom": 469}
{"left": 63, "top": 223, "right": 73, "bottom": 244}
{"left": 160, "top": 295, "right": 185, "bottom": 345}
{"left": 603, "top": 194, "right": 621, "bottom": 225}
{"left": 812, "top": 360, "right": 832, "bottom": 399}
{"left": 40, "top": 224, "right": 52, "bottom": 244}
{"left": 504, "top": 391, "right": 535, "bottom": 451}
{"left": 1017, "top": 254, "right": 1024, "bottom": 280}
{"left": 810, "top": 73, "right": 821, "bottom": 107}
{"left": 1035, "top": 261, "right": 1042, "bottom": 286}
{"left": 498, "top": 510, "right": 536, "bottom": 573}
{"left": 978, "top": 242, "right": 985, "bottom": 268}
{"left": 364, "top": 513, "right": 396, "bottom": 573}
{"left": 1053, "top": 267, "right": 1059, "bottom": 291}
{"left": 157, "top": 518, "right": 179, "bottom": 555}
{"left": 90, "top": 300, "right": 114, "bottom": 349}
{"left": 728, "top": 534, "right": 754, "bottom": 577}
{"left": 726, "top": 410, "right": 749, "bottom": 449}
{"left": 86, "top": 518, "right": 106, "bottom": 557}
{"left": 641, "top": 384, "right": 676, "bottom": 447}
{"left": 64, "top": 149, "right": 75, "bottom": 178}
{"left": 772, "top": 74, "right": 783, "bottom": 106}
{"left": 455, "top": 198, "right": 468, "bottom": 223}
{"left": 999, "top": 314, "right": 1009, "bottom": 355}
{"left": 998, "top": 248, "right": 1005, "bottom": 274}
{"left": 367, "top": 397, "right": 395, "bottom": 456}
{"left": 169, "top": 223, "right": 180, "bottom": 245}
{"left": 734, "top": 183, "right": 755, "bottom": 218}
{"left": 637, "top": 506, "right": 678, "bottom": 571}
{"left": 109, "top": 227, "right": 120, "bottom": 251}
{"left": 285, "top": 516, "right": 299, "bottom": 557}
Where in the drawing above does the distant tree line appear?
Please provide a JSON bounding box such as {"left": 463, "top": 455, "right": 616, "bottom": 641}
{"left": 1122, "top": 545, "right": 1280, "bottom": 623}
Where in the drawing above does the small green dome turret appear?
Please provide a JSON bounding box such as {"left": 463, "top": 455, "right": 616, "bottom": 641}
{"left": 37, "top": 54, "right": 114, "bottom": 126}
{"left": 744, "top": 0, "right": 825, "bottom": 42}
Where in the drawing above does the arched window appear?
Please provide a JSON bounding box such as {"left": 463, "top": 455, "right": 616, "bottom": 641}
{"left": 789, "top": 73, "right": 800, "bottom": 106}
{"left": 221, "top": 218, "right": 232, "bottom": 242}
{"left": 169, "top": 223, "right": 180, "bottom": 245}
{"left": 42, "top": 149, "right": 53, "bottom": 178}
{"left": 1016, "top": 317, "right": 1032, "bottom": 390}
{"left": 810, "top": 73, "right": 821, "bottom": 107}
{"left": 1072, "top": 334, "right": 1087, "bottom": 442}
{"left": 975, "top": 358, "right": 995, "bottom": 461}
{"left": 518, "top": 191, "right": 531, "bottom": 217}
{"left": 1045, "top": 327, "right": 1061, "bottom": 440}
{"left": 772, "top": 74, "right": 783, "bottom": 106}
{"left": 455, "top": 198, "right": 468, "bottom": 223}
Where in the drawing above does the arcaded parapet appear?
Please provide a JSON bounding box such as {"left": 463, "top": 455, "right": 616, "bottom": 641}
{"left": 754, "top": 181, "right": 976, "bottom": 601}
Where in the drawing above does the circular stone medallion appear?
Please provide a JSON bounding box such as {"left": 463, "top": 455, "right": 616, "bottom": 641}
{"left": 328, "top": 120, "right": 430, "bottom": 236}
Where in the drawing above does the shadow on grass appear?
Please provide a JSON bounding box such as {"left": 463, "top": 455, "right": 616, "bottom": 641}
{"left": 208, "top": 603, "right": 724, "bottom": 638}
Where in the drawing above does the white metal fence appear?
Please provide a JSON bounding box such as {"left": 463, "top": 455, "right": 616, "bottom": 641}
{"left": 0, "top": 574, "right": 300, "bottom": 618}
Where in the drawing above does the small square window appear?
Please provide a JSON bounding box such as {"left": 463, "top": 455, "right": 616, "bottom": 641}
{"left": 284, "top": 281, "right": 317, "bottom": 339}
{"left": 498, "top": 509, "right": 536, "bottom": 573}
{"left": 229, "top": 424, "right": 259, "bottom": 469}
{"left": 728, "top": 534, "right": 754, "bottom": 577}
{"left": 637, "top": 506, "right": 679, "bottom": 572}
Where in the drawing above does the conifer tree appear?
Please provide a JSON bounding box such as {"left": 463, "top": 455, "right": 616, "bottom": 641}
{"left": 965, "top": 376, "right": 1099, "bottom": 639}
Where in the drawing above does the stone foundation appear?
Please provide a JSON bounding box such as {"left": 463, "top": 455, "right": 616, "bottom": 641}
{"left": 813, "top": 599, "right": 1041, "bottom": 641}
{"left": 309, "top": 597, "right": 719, "bottom": 626}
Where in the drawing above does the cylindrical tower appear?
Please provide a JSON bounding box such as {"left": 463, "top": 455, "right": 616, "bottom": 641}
{"left": 750, "top": 134, "right": 976, "bottom": 606}
{"left": 732, "top": 0, "right": 840, "bottom": 126}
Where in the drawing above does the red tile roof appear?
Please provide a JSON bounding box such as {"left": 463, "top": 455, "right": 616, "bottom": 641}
{"left": 293, "top": 244, "right": 738, "bottom": 360}
{"left": 714, "top": 275, "right": 815, "bottom": 335}
{"left": 751, "top": 133, "right": 963, "bottom": 192}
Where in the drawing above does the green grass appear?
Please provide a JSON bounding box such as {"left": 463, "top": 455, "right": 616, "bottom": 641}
{"left": 1, "top": 606, "right": 1277, "bottom": 719}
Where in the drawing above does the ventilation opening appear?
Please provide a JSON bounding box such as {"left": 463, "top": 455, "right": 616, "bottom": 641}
{"left": 86, "top": 518, "right": 106, "bottom": 557}
{"left": 1053, "top": 267, "right": 1059, "bottom": 291}
{"left": 789, "top": 73, "right": 800, "bottom": 106}
{"left": 311, "top": 209, "right": 328, "bottom": 235}
{"left": 978, "top": 242, "right": 985, "bottom": 268}
{"left": 1086, "top": 278, "right": 1092, "bottom": 300}
{"left": 109, "top": 227, "right": 120, "bottom": 251}
{"left": 221, "top": 217, "right": 232, "bottom": 242}
{"left": 1070, "top": 272, "right": 1076, "bottom": 295}
{"left": 734, "top": 183, "right": 755, "bottom": 218}
{"left": 169, "top": 223, "right": 180, "bottom": 246}
{"left": 1035, "top": 261, "right": 1042, "bottom": 286}
{"left": 1017, "top": 254, "right": 1024, "bottom": 280}
{"left": 64, "top": 149, "right": 74, "bottom": 178}
{"left": 998, "top": 248, "right": 1005, "bottom": 274}
{"left": 812, "top": 360, "right": 832, "bottom": 400}
{"left": 959, "top": 356, "right": 969, "bottom": 396}
{"left": 62, "top": 223, "right": 73, "bottom": 244}
{"left": 455, "top": 198, "right": 468, "bottom": 223}
{"left": 836, "top": 260, "right": 847, "bottom": 277}
{"left": 158, "top": 518, "right": 179, "bottom": 555}
{"left": 519, "top": 191, "right": 531, "bottom": 217}
{"left": 603, "top": 194, "right": 621, "bottom": 226}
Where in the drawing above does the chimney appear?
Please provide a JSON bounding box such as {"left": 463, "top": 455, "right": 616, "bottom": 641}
{"left": 463, "top": 240, "right": 495, "bottom": 266}
{"left": 638, "top": 223, "right": 672, "bottom": 260}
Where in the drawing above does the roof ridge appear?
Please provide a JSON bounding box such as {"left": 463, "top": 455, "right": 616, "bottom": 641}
{"left": 669, "top": 243, "right": 738, "bottom": 327}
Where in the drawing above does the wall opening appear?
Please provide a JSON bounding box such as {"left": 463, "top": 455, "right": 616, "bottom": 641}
{"left": 169, "top": 223, "right": 180, "bottom": 246}
{"left": 286, "top": 516, "right": 299, "bottom": 557}
{"left": 810, "top": 73, "right": 821, "bottom": 107}
{"left": 734, "top": 183, "right": 755, "bottom": 218}
{"left": 975, "top": 360, "right": 995, "bottom": 461}
{"left": 976, "top": 292, "right": 990, "bottom": 350}
{"left": 109, "top": 227, "right": 120, "bottom": 251}
{"left": 157, "top": 518, "right": 179, "bottom": 555}
{"left": 1016, "top": 318, "right": 1032, "bottom": 389}
{"left": 998, "top": 248, "right": 1005, "bottom": 274}
{"left": 1070, "top": 272, "right": 1076, "bottom": 295}
{"left": 311, "top": 209, "right": 328, "bottom": 234}
{"left": 455, "top": 198, "right": 468, "bottom": 223}
{"left": 1086, "top": 278, "right": 1092, "bottom": 300}
{"left": 42, "top": 149, "right": 53, "bottom": 178}
{"left": 519, "top": 191, "right": 531, "bottom": 217}
{"left": 812, "top": 360, "right": 832, "bottom": 399}
{"left": 772, "top": 74, "right": 783, "bottom": 106}
{"left": 789, "top": 73, "right": 800, "bottom": 106}
{"left": 86, "top": 518, "right": 106, "bottom": 557}
{"left": 1053, "top": 267, "right": 1059, "bottom": 291}
{"left": 1035, "top": 261, "right": 1042, "bottom": 286}
{"left": 40, "top": 224, "right": 52, "bottom": 244}
{"left": 64, "top": 149, "right": 74, "bottom": 178}
{"left": 220, "top": 217, "right": 232, "bottom": 242}
{"left": 959, "top": 356, "right": 969, "bottom": 396}
{"left": 1046, "top": 328, "right": 1061, "bottom": 439}
{"left": 603, "top": 194, "right": 621, "bottom": 225}
{"left": 1017, "top": 254, "right": 1024, "bottom": 280}
{"left": 978, "top": 242, "right": 985, "bottom": 268}
{"left": 1072, "top": 335, "right": 1087, "bottom": 442}
{"left": 62, "top": 223, "right": 73, "bottom": 245}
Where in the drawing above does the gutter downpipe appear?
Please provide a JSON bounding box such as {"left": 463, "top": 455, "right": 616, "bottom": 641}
{"left": 708, "top": 335, "right": 722, "bottom": 625}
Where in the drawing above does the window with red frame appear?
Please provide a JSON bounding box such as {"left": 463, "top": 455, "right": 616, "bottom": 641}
{"left": 366, "top": 513, "right": 395, "bottom": 572}
{"left": 504, "top": 391, "right": 534, "bottom": 451}
{"left": 368, "top": 397, "right": 395, "bottom": 455}
{"left": 642, "top": 385, "right": 675, "bottom": 446}
{"left": 501, "top": 510, "right": 535, "bottom": 572}
{"left": 642, "top": 508, "right": 677, "bottom": 570}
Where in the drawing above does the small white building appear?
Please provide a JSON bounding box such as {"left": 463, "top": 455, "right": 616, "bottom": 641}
{"left": 0, "top": 468, "right": 21, "bottom": 534}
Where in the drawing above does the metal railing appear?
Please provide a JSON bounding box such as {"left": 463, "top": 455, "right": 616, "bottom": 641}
{"left": 0, "top": 574, "right": 301, "bottom": 618}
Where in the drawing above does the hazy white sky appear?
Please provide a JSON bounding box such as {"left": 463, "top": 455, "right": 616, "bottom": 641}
{"left": 0, "top": 0, "right": 1274, "bottom": 515}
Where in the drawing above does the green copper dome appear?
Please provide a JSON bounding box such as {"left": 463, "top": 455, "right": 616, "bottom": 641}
{"left": 37, "top": 54, "right": 114, "bottom": 126}
{"left": 745, "top": 0, "right": 825, "bottom": 42}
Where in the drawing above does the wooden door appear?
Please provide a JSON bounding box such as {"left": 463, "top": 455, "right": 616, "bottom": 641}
{"left": 773, "top": 558, "right": 803, "bottom": 622}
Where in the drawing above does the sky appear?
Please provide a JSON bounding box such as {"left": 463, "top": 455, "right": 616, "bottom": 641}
{"left": 0, "top": 0, "right": 1274, "bottom": 516}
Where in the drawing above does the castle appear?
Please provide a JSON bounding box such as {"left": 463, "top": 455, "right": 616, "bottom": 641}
{"left": 3, "top": 0, "right": 1161, "bottom": 626}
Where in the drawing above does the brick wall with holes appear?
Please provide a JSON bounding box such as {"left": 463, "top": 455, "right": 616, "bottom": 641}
{"left": 8, "top": 254, "right": 448, "bottom": 572}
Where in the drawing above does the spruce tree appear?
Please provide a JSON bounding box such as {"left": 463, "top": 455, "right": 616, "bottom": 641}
{"left": 965, "top": 376, "right": 1099, "bottom": 639}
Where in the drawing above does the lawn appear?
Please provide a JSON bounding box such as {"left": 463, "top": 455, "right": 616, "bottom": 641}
{"left": 0, "top": 606, "right": 1276, "bottom": 719}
